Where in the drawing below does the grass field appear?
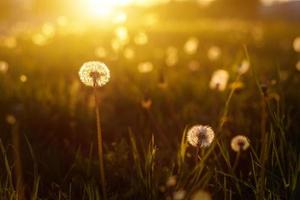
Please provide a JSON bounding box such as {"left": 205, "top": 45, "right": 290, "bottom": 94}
{"left": 0, "top": 17, "right": 300, "bottom": 199}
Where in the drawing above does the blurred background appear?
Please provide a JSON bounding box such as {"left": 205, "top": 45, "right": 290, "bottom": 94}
{"left": 0, "top": 0, "right": 300, "bottom": 199}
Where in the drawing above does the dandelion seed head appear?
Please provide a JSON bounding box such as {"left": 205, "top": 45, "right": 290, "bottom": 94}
{"left": 209, "top": 69, "right": 229, "bottom": 91}
{"left": 187, "top": 125, "right": 215, "bottom": 148}
{"left": 79, "top": 61, "right": 110, "bottom": 87}
{"left": 231, "top": 135, "right": 250, "bottom": 152}
{"left": 191, "top": 190, "right": 212, "bottom": 200}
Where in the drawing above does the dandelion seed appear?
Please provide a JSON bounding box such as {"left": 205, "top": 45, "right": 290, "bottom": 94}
{"left": 231, "top": 135, "right": 250, "bottom": 152}
{"left": 209, "top": 69, "right": 229, "bottom": 91}
{"left": 6, "top": 114, "right": 16, "bottom": 125}
{"left": 187, "top": 125, "right": 215, "bottom": 148}
{"left": 19, "top": 75, "right": 27, "bottom": 83}
{"left": 237, "top": 60, "right": 250, "bottom": 75}
{"left": 78, "top": 61, "right": 110, "bottom": 87}
{"left": 138, "top": 62, "right": 153, "bottom": 73}
{"left": 0, "top": 61, "right": 8, "bottom": 74}
{"left": 293, "top": 36, "right": 300, "bottom": 52}
{"left": 166, "top": 176, "right": 177, "bottom": 187}
{"left": 184, "top": 37, "right": 198, "bottom": 55}
{"left": 134, "top": 32, "right": 148, "bottom": 45}
{"left": 296, "top": 60, "right": 300, "bottom": 72}
{"left": 207, "top": 46, "right": 221, "bottom": 61}
{"left": 173, "top": 190, "right": 186, "bottom": 200}
{"left": 191, "top": 190, "right": 212, "bottom": 200}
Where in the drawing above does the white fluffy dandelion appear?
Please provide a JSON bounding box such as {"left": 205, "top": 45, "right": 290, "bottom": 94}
{"left": 187, "top": 125, "right": 215, "bottom": 148}
{"left": 231, "top": 135, "right": 250, "bottom": 152}
{"left": 209, "top": 69, "right": 229, "bottom": 91}
{"left": 79, "top": 61, "right": 110, "bottom": 87}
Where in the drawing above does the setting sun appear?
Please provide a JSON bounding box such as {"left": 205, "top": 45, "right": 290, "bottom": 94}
{"left": 87, "top": 0, "right": 133, "bottom": 16}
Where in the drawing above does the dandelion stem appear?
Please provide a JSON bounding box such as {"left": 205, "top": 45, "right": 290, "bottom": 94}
{"left": 232, "top": 152, "right": 240, "bottom": 170}
{"left": 93, "top": 84, "right": 107, "bottom": 200}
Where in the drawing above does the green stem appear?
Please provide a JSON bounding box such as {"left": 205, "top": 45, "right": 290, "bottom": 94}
{"left": 93, "top": 85, "right": 107, "bottom": 200}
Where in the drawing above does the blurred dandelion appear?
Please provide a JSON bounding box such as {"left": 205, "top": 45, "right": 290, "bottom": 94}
{"left": 138, "top": 62, "right": 153, "bottom": 73}
{"left": 79, "top": 61, "right": 110, "bottom": 87}
{"left": 0, "top": 61, "right": 9, "bottom": 74}
{"left": 19, "top": 75, "right": 27, "bottom": 83}
{"left": 293, "top": 36, "right": 300, "bottom": 52}
{"left": 231, "top": 135, "right": 250, "bottom": 152}
{"left": 187, "top": 125, "right": 215, "bottom": 148}
{"left": 209, "top": 69, "right": 229, "bottom": 91}
{"left": 166, "top": 176, "right": 177, "bottom": 187}
{"left": 191, "top": 190, "right": 212, "bottom": 200}
{"left": 184, "top": 37, "right": 199, "bottom": 55}
{"left": 237, "top": 59, "right": 250, "bottom": 75}
{"left": 141, "top": 97, "right": 152, "bottom": 110}
{"left": 134, "top": 32, "right": 148, "bottom": 45}
{"left": 207, "top": 46, "right": 221, "bottom": 61}
{"left": 173, "top": 189, "right": 186, "bottom": 200}
{"left": 79, "top": 61, "right": 110, "bottom": 200}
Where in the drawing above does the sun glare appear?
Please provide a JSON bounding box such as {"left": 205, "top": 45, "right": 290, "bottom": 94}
{"left": 87, "top": 0, "right": 133, "bottom": 17}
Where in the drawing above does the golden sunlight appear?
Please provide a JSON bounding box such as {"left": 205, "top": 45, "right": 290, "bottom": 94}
{"left": 87, "top": 0, "right": 133, "bottom": 16}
